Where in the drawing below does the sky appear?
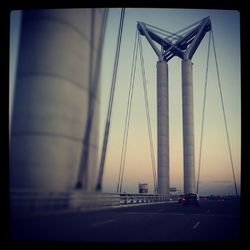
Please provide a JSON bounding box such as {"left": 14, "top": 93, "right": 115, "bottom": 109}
{"left": 10, "top": 8, "right": 241, "bottom": 196}
{"left": 99, "top": 8, "right": 241, "bottom": 195}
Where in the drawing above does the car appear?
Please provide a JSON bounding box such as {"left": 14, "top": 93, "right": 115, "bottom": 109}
{"left": 178, "top": 195, "right": 184, "bottom": 203}
{"left": 182, "top": 193, "right": 200, "bottom": 206}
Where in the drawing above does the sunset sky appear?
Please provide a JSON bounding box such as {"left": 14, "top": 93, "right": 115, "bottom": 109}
{"left": 99, "top": 8, "right": 241, "bottom": 195}
{"left": 10, "top": 8, "right": 241, "bottom": 196}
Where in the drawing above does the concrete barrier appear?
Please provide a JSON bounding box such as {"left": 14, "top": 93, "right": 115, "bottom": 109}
{"left": 69, "top": 191, "right": 120, "bottom": 211}
{"left": 10, "top": 190, "right": 121, "bottom": 216}
{"left": 10, "top": 190, "right": 169, "bottom": 217}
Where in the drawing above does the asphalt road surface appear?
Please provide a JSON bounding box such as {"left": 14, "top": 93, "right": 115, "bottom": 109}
{"left": 11, "top": 199, "right": 240, "bottom": 242}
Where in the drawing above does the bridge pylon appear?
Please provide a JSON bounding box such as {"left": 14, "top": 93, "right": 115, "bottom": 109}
{"left": 137, "top": 17, "right": 211, "bottom": 195}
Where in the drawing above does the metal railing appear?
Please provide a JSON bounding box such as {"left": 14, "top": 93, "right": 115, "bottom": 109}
{"left": 10, "top": 190, "right": 170, "bottom": 217}
{"left": 120, "top": 193, "right": 169, "bottom": 204}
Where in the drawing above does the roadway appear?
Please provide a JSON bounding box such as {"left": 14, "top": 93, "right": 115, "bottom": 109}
{"left": 10, "top": 199, "right": 240, "bottom": 242}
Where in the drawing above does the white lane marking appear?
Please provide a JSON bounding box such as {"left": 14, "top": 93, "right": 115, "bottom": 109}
{"left": 91, "top": 219, "right": 116, "bottom": 227}
{"left": 192, "top": 221, "right": 200, "bottom": 229}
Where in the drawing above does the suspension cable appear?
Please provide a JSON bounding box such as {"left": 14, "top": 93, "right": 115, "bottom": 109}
{"left": 145, "top": 17, "right": 207, "bottom": 42}
{"left": 117, "top": 29, "right": 139, "bottom": 193}
{"left": 96, "top": 8, "right": 125, "bottom": 191}
{"left": 138, "top": 34, "right": 157, "bottom": 194}
{"left": 145, "top": 23, "right": 182, "bottom": 40}
{"left": 196, "top": 31, "right": 211, "bottom": 194}
{"left": 211, "top": 29, "right": 238, "bottom": 197}
{"left": 175, "top": 17, "right": 208, "bottom": 40}
{"left": 75, "top": 8, "right": 108, "bottom": 189}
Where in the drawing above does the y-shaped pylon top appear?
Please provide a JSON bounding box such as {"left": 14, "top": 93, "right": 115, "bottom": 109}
{"left": 137, "top": 17, "right": 211, "bottom": 62}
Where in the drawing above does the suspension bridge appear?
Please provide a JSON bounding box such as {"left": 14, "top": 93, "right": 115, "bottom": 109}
{"left": 9, "top": 8, "right": 240, "bottom": 242}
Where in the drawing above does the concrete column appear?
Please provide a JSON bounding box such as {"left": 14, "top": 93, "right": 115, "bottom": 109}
{"left": 10, "top": 9, "right": 103, "bottom": 191}
{"left": 157, "top": 61, "right": 169, "bottom": 195}
{"left": 182, "top": 59, "right": 196, "bottom": 194}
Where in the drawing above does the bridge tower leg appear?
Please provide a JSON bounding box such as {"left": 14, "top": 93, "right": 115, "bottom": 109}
{"left": 157, "top": 61, "right": 169, "bottom": 195}
{"left": 182, "top": 59, "right": 196, "bottom": 194}
{"left": 9, "top": 9, "right": 103, "bottom": 192}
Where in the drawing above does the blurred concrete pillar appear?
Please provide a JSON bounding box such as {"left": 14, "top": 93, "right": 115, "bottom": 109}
{"left": 157, "top": 61, "right": 169, "bottom": 195}
{"left": 182, "top": 59, "right": 196, "bottom": 194}
{"left": 10, "top": 9, "right": 105, "bottom": 191}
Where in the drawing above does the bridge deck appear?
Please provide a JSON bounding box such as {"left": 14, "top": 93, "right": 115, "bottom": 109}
{"left": 10, "top": 199, "right": 240, "bottom": 242}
